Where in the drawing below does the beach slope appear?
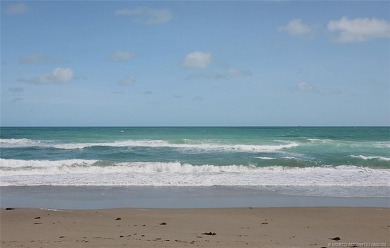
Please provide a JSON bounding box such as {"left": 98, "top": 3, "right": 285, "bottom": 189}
{"left": 1, "top": 207, "right": 389, "bottom": 248}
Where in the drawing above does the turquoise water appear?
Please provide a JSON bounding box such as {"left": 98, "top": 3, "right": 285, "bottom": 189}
{"left": 1, "top": 127, "right": 389, "bottom": 196}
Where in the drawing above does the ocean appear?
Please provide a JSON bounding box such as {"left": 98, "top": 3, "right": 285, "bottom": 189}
{"left": 1, "top": 127, "right": 389, "bottom": 201}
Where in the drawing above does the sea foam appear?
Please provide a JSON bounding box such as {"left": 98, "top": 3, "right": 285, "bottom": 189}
{"left": 0, "top": 138, "right": 41, "bottom": 148}
{"left": 1, "top": 159, "right": 389, "bottom": 188}
{"left": 0, "top": 138, "right": 299, "bottom": 152}
{"left": 350, "top": 155, "right": 390, "bottom": 161}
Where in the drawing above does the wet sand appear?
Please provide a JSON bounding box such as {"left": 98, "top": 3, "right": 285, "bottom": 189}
{"left": 1, "top": 207, "right": 389, "bottom": 248}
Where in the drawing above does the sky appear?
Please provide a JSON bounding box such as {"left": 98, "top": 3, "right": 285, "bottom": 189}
{"left": 1, "top": 1, "right": 389, "bottom": 126}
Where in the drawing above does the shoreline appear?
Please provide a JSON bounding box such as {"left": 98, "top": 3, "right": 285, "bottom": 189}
{"left": 1, "top": 186, "right": 389, "bottom": 209}
{"left": 1, "top": 207, "right": 389, "bottom": 248}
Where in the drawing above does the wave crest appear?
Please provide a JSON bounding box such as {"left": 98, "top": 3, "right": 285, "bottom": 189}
{"left": 0, "top": 138, "right": 41, "bottom": 148}
{"left": 0, "top": 138, "right": 299, "bottom": 152}
{"left": 350, "top": 155, "right": 390, "bottom": 161}
{"left": 1, "top": 159, "right": 389, "bottom": 187}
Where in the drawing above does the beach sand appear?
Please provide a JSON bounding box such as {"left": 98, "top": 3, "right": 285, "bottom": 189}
{"left": 1, "top": 207, "right": 389, "bottom": 248}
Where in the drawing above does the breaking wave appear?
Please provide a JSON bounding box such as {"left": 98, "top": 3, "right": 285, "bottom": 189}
{"left": 0, "top": 138, "right": 299, "bottom": 153}
{"left": 1, "top": 159, "right": 389, "bottom": 187}
{"left": 350, "top": 155, "right": 390, "bottom": 161}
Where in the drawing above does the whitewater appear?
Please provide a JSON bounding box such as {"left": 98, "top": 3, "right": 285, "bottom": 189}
{"left": 1, "top": 127, "right": 389, "bottom": 197}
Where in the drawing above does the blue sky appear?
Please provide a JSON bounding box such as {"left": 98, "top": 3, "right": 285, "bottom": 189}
{"left": 1, "top": 1, "right": 389, "bottom": 126}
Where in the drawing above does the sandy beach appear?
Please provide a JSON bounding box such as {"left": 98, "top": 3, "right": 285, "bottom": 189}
{"left": 1, "top": 207, "right": 389, "bottom": 248}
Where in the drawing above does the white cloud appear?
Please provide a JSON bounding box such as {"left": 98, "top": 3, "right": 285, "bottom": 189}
{"left": 115, "top": 7, "right": 172, "bottom": 24}
{"left": 226, "top": 68, "right": 252, "bottom": 78}
{"left": 193, "top": 96, "right": 204, "bottom": 102}
{"left": 19, "top": 53, "right": 45, "bottom": 64}
{"left": 107, "top": 51, "right": 136, "bottom": 62}
{"left": 11, "top": 97, "right": 24, "bottom": 103}
{"left": 112, "top": 91, "right": 125, "bottom": 95}
{"left": 5, "top": 3, "right": 28, "bottom": 15}
{"left": 9, "top": 87, "right": 24, "bottom": 93}
{"left": 182, "top": 51, "right": 212, "bottom": 68}
{"left": 117, "top": 76, "right": 136, "bottom": 86}
{"left": 278, "top": 19, "right": 314, "bottom": 37}
{"left": 21, "top": 68, "right": 74, "bottom": 84}
{"left": 19, "top": 53, "right": 66, "bottom": 65}
{"left": 296, "top": 81, "right": 340, "bottom": 95}
{"left": 187, "top": 67, "right": 251, "bottom": 80}
{"left": 328, "top": 17, "right": 390, "bottom": 43}
{"left": 297, "top": 81, "right": 315, "bottom": 93}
